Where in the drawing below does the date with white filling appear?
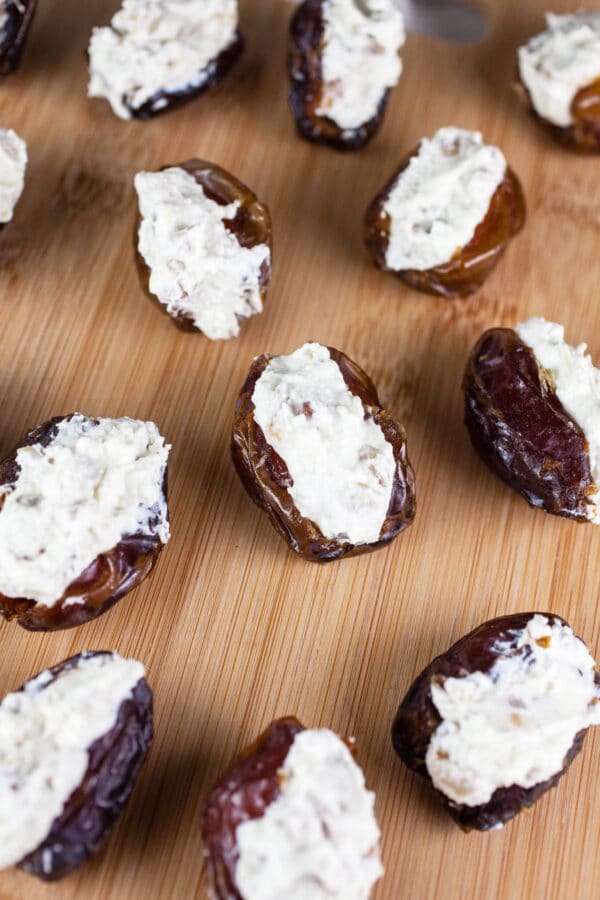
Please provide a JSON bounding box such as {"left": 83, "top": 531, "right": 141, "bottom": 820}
{"left": 517, "top": 12, "right": 600, "bottom": 151}
{"left": 231, "top": 342, "right": 415, "bottom": 562}
{"left": 0, "top": 127, "right": 27, "bottom": 225}
{"left": 392, "top": 613, "right": 600, "bottom": 831}
{"left": 203, "top": 718, "right": 383, "bottom": 900}
{"left": 464, "top": 318, "right": 600, "bottom": 522}
{"left": 88, "top": 0, "right": 243, "bottom": 120}
{"left": 288, "top": 0, "right": 405, "bottom": 150}
{"left": 0, "top": 413, "right": 171, "bottom": 631}
{"left": 0, "top": 0, "right": 37, "bottom": 77}
{"left": 364, "top": 127, "right": 526, "bottom": 298}
{"left": 0, "top": 651, "right": 153, "bottom": 880}
{"left": 134, "top": 161, "right": 272, "bottom": 340}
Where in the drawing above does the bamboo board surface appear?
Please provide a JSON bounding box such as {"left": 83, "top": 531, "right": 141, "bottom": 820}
{"left": 0, "top": 1, "right": 599, "bottom": 898}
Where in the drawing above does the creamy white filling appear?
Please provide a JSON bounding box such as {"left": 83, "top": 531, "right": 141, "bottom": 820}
{"left": 518, "top": 12, "right": 600, "bottom": 128}
{"left": 88, "top": 0, "right": 238, "bottom": 120}
{"left": 135, "top": 167, "right": 269, "bottom": 341}
{"left": 382, "top": 126, "right": 506, "bottom": 272}
{"left": 0, "top": 128, "right": 27, "bottom": 224}
{"left": 426, "top": 615, "right": 600, "bottom": 809}
{"left": 0, "top": 414, "right": 170, "bottom": 606}
{"left": 235, "top": 728, "right": 383, "bottom": 900}
{"left": 516, "top": 317, "right": 600, "bottom": 523}
{"left": 315, "top": 0, "right": 404, "bottom": 131}
{"left": 0, "top": 652, "right": 145, "bottom": 870}
{"left": 252, "top": 343, "right": 395, "bottom": 545}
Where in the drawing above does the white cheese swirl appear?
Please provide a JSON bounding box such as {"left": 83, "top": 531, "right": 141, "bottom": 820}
{"left": 235, "top": 728, "right": 383, "bottom": 900}
{"left": 426, "top": 615, "right": 600, "bottom": 809}
{"left": 518, "top": 12, "right": 600, "bottom": 128}
{"left": 0, "top": 414, "right": 170, "bottom": 606}
{"left": 0, "top": 653, "right": 146, "bottom": 870}
{"left": 315, "top": 0, "right": 405, "bottom": 131}
{"left": 382, "top": 126, "right": 506, "bottom": 272}
{"left": 0, "top": 127, "right": 27, "bottom": 224}
{"left": 88, "top": 0, "right": 238, "bottom": 119}
{"left": 135, "top": 167, "right": 269, "bottom": 340}
{"left": 252, "top": 343, "right": 396, "bottom": 545}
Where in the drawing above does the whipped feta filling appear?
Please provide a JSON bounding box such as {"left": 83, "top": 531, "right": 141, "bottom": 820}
{"left": 88, "top": 0, "right": 238, "bottom": 120}
{"left": 516, "top": 317, "right": 600, "bottom": 523}
{"left": 426, "top": 615, "right": 600, "bottom": 809}
{"left": 382, "top": 126, "right": 506, "bottom": 272}
{"left": 0, "top": 128, "right": 27, "bottom": 224}
{"left": 252, "top": 343, "right": 395, "bottom": 545}
{"left": 136, "top": 167, "right": 269, "bottom": 340}
{"left": 315, "top": 0, "right": 404, "bottom": 131}
{"left": 235, "top": 728, "right": 383, "bottom": 900}
{"left": 0, "top": 653, "right": 145, "bottom": 870}
{"left": 518, "top": 12, "right": 600, "bottom": 128}
{"left": 0, "top": 414, "right": 170, "bottom": 606}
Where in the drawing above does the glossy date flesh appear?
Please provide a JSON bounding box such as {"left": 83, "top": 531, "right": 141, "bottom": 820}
{"left": 0, "top": 0, "right": 37, "bottom": 77}
{"left": 203, "top": 718, "right": 305, "bottom": 900}
{"left": 463, "top": 328, "right": 595, "bottom": 519}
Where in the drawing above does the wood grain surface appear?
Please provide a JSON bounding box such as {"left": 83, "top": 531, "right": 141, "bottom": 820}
{"left": 0, "top": 1, "right": 599, "bottom": 898}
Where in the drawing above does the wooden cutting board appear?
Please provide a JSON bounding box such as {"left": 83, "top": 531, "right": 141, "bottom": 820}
{"left": 0, "top": 1, "right": 598, "bottom": 898}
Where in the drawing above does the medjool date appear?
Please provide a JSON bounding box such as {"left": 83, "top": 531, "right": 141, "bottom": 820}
{"left": 392, "top": 613, "right": 600, "bottom": 830}
{"left": 0, "top": 651, "right": 153, "bottom": 880}
{"left": 231, "top": 342, "right": 415, "bottom": 561}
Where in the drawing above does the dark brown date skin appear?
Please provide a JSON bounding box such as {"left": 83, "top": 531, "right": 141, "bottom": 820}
{"left": 231, "top": 346, "right": 416, "bottom": 562}
{"left": 115, "top": 30, "right": 243, "bottom": 120}
{"left": 0, "top": 415, "right": 169, "bottom": 631}
{"left": 203, "top": 717, "right": 305, "bottom": 900}
{"left": 464, "top": 328, "right": 595, "bottom": 520}
{"left": 392, "top": 613, "right": 596, "bottom": 831}
{"left": 135, "top": 159, "right": 272, "bottom": 334}
{"left": 11, "top": 651, "right": 153, "bottom": 881}
{"left": 0, "top": 0, "right": 37, "bottom": 77}
{"left": 288, "top": 0, "right": 389, "bottom": 151}
{"left": 517, "top": 75, "right": 600, "bottom": 153}
{"left": 364, "top": 152, "right": 526, "bottom": 298}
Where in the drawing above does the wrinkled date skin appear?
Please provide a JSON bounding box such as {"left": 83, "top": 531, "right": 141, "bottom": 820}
{"left": 203, "top": 717, "right": 305, "bottom": 899}
{"left": 135, "top": 159, "right": 272, "bottom": 334}
{"left": 392, "top": 613, "right": 594, "bottom": 831}
{"left": 288, "top": 0, "right": 388, "bottom": 151}
{"left": 124, "top": 31, "right": 244, "bottom": 119}
{"left": 517, "top": 76, "right": 600, "bottom": 152}
{"left": 15, "top": 652, "right": 153, "bottom": 881}
{"left": 463, "top": 328, "right": 595, "bottom": 519}
{"left": 0, "top": 0, "right": 37, "bottom": 77}
{"left": 231, "top": 347, "right": 416, "bottom": 562}
{"left": 0, "top": 415, "right": 168, "bottom": 631}
{"left": 364, "top": 154, "right": 526, "bottom": 298}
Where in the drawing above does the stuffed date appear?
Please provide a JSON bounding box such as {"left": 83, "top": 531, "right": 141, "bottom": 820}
{"left": 0, "top": 413, "right": 171, "bottom": 631}
{"left": 364, "top": 126, "right": 525, "bottom": 298}
{"left": 0, "top": 651, "right": 153, "bottom": 880}
{"left": 392, "top": 613, "right": 600, "bottom": 830}
{"left": 203, "top": 717, "right": 383, "bottom": 899}
{"left": 231, "top": 342, "right": 415, "bottom": 562}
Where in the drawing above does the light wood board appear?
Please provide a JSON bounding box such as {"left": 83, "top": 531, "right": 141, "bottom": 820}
{"left": 1, "top": 1, "right": 599, "bottom": 898}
